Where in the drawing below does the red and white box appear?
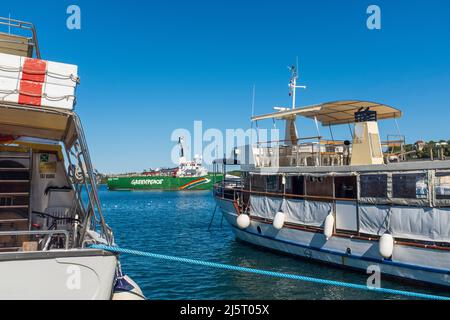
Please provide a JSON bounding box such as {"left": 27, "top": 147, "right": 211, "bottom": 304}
{"left": 0, "top": 52, "right": 79, "bottom": 110}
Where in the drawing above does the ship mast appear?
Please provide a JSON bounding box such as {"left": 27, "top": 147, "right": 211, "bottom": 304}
{"left": 285, "top": 62, "right": 306, "bottom": 145}
{"left": 288, "top": 61, "right": 306, "bottom": 110}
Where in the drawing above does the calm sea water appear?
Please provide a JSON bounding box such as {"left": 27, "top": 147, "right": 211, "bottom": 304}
{"left": 98, "top": 185, "right": 448, "bottom": 300}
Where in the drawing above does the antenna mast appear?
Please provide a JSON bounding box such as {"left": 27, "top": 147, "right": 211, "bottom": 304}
{"left": 288, "top": 58, "right": 306, "bottom": 109}
{"left": 250, "top": 84, "right": 256, "bottom": 144}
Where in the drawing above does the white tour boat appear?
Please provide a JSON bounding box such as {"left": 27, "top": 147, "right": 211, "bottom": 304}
{"left": 214, "top": 65, "right": 450, "bottom": 288}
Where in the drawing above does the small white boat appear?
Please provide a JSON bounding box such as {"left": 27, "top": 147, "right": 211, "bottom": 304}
{"left": 0, "top": 17, "right": 144, "bottom": 300}
{"left": 214, "top": 65, "right": 450, "bottom": 288}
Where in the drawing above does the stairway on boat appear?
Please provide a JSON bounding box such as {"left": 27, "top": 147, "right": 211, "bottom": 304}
{"left": 0, "top": 150, "right": 32, "bottom": 252}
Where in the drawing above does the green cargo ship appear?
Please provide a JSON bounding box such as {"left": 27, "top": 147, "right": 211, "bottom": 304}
{"left": 107, "top": 137, "right": 223, "bottom": 191}
{"left": 107, "top": 174, "right": 222, "bottom": 191}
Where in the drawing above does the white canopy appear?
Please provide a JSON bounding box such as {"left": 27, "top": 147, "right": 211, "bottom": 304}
{"left": 252, "top": 100, "right": 402, "bottom": 126}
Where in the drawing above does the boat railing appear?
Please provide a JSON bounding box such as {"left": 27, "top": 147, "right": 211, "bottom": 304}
{"left": 216, "top": 187, "right": 239, "bottom": 202}
{"left": 252, "top": 134, "right": 441, "bottom": 167}
{"left": 0, "top": 230, "right": 70, "bottom": 251}
{"left": 253, "top": 136, "right": 351, "bottom": 168}
{"left": 382, "top": 134, "right": 407, "bottom": 162}
{"left": 0, "top": 17, "right": 40, "bottom": 58}
{"left": 64, "top": 114, "right": 113, "bottom": 246}
{"left": 214, "top": 182, "right": 243, "bottom": 202}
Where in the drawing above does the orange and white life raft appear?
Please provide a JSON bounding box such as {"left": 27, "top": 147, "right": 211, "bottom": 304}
{"left": 0, "top": 52, "right": 79, "bottom": 110}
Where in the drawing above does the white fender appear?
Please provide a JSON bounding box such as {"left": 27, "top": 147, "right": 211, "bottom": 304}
{"left": 236, "top": 214, "right": 251, "bottom": 229}
{"left": 379, "top": 233, "right": 394, "bottom": 259}
{"left": 112, "top": 275, "right": 146, "bottom": 300}
{"left": 273, "top": 212, "right": 286, "bottom": 230}
{"left": 324, "top": 213, "right": 334, "bottom": 240}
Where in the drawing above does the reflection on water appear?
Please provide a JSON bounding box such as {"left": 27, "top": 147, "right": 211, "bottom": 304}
{"left": 98, "top": 186, "right": 447, "bottom": 300}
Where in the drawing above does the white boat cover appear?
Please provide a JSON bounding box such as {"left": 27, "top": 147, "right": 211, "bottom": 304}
{"left": 250, "top": 195, "right": 331, "bottom": 227}
{"left": 360, "top": 204, "right": 450, "bottom": 242}
{"left": 251, "top": 195, "right": 450, "bottom": 242}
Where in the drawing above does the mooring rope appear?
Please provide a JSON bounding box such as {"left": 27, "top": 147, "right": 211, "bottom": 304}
{"left": 90, "top": 244, "right": 450, "bottom": 300}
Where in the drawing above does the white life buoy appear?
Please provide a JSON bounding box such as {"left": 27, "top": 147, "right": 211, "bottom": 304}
{"left": 236, "top": 214, "right": 251, "bottom": 229}
{"left": 379, "top": 233, "right": 394, "bottom": 259}
{"left": 273, "top": 212, "right": 286, "bottom": 230}
{"left": 324, "top": 213, "right": 334, "bottom": 240}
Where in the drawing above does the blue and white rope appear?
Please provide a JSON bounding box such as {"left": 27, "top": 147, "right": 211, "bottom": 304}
{"left": 91, "top": 244, "right": 450, "bottom": 300}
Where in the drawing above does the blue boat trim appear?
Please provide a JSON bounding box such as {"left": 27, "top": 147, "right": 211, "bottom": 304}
{"left": 230, "top": 224, "right": 450, "bottom": 276}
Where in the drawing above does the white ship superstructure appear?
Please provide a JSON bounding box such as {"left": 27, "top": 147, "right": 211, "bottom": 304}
{"left": 177, "top": 137, "right": 208, "bottom": 178}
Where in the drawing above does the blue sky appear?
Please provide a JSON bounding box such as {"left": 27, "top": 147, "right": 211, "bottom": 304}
{"left": 2, "top": 1, "right": 449, "bottom": 173}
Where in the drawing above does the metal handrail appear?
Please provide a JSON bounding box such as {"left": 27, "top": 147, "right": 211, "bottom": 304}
{"left": 255, "top": 136, "right": 322, "bottom": 146}
{"left": 72, "top": 114, "right": 113, "bottom": 245}
{"left": 0, "top": 16, "right": 40, "bottom": 58}
{"left": 0, "top": 230, "right": 70, "bottom": 250}
{"left": 254, "top": 141, "right": 348, "bottom": 168}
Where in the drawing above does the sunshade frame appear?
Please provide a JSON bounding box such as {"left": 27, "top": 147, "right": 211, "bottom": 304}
{"left": 252, "top": 100, "right": 402, "bottom": 126}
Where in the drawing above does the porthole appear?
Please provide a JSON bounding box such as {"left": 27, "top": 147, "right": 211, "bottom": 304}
{"left": 257, "top": 226, "right": 262, "bottom": 234}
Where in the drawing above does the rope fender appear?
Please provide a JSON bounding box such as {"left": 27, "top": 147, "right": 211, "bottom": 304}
{"left": 90, "top": 244, "right": 450, "bottom": 300}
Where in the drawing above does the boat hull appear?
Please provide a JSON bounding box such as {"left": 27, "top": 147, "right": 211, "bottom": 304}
{"left": 107, "top": 174, "right": 222, "bottom": 191}
{"left": 0, "top": 249, "right": 118, "bottom": 300}
{"left": 216, "top": 198, "right": 450, "bottom": 288}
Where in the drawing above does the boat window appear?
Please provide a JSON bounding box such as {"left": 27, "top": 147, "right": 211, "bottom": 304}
{"left": 392, "top": 173, "right": 428, "bottom": 199}
{"left": 250, "top": 174, "right": 266, "bottom": 192}
{"left": 286, "top": 176, "right": 304, "bottom": 195}
{"left": 334, "top": 176, "right": 357, "bottom": 199}
{"left": 266, "top": 175, "right": 282, "bottom": 193}
{"left": 360, "top": 174, "right": 387, "bottom": 198}
{"left": 305, "top": 176, "right": 333, "bottom": 198}
{"left": 435, "top": 173, "right": 450, "bottom": 200}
